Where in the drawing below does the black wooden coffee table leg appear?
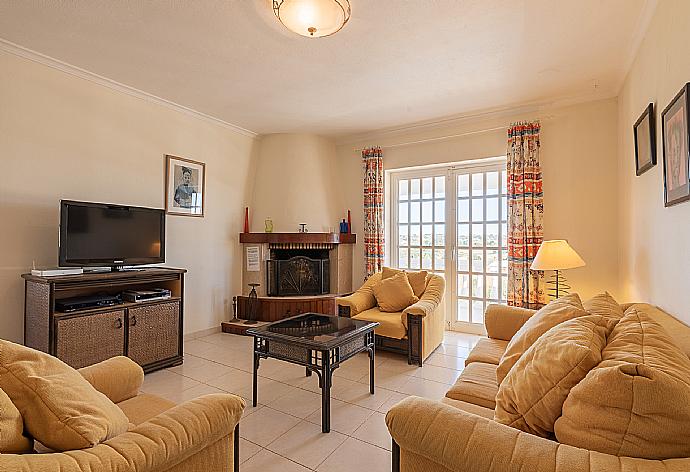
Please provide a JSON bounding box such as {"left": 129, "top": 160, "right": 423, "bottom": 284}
{"left": 252, "top": 350, "right": 259, "bottom": 407}
{"left": 321, "top": 349, "right": 331, "bottom": 433}
{"left": 369, "top": 345, "right": 375, "bottom": 394}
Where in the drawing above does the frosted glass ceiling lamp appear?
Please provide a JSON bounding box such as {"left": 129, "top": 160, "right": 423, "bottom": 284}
{"left": 530, "top": 240, "right": 585, "bottom": 299}
{"left": 273, "top": 0, "right": 351, "bottom": 38}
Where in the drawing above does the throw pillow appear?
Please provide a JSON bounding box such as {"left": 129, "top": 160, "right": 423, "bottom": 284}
{"left": 555, "top": 308, "right": 690, "bottom": 459}
{"left": 382, "top": 267, "right": 428, "bottom": 298}
{"left": 0, "top": 340, "right": 129, "bottom": 451}
{"left": 373, "top": 272, "right": 419, "bottom": 312}
{"left": 583, "top": 292, "right": 624, "bottom": 320}
{"left": 0, "top": 387, "right": 33, "bottom": 453}
{"left": 495, "top": 315, "right": 616, "bottom": 437}
{"left": 496, "top": 293, "right": 587, "bottom": 385}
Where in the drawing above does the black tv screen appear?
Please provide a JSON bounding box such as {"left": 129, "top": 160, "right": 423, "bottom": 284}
{"left": 59, "top": 200, "right": 166, "bottom": 267}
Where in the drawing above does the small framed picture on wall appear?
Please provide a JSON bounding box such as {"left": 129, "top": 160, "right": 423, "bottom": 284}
{"left": 165, "top": 154, "right": 206, "bottom": 216}
{"left": 661, "top": 83, "right": 690, "bottom": 207}
{"left": 633, "top": 103, "right": 656, "bottom": 176}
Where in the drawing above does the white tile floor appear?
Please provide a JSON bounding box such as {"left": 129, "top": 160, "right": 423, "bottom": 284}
{"left": 142, "top": 331, "right": 481, "bottom": 472}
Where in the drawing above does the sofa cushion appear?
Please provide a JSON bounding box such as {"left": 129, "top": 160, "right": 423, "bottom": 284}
{"left": 440, "top": 397, "right": 495, "bottom": 420}
{"left": 629, "top": 303, "right": 690, "bottom": 359}
{"left": 496, "top": 294, "right": 587, "bottom": 385}
{"left": 0, "top": 340, "right": 129, "bottom": 451}
{"left": 583, "top": 292, "right": 624, "bottom": 320}
{"left": 353, "top": 307, "right": 406, "bottom": 339}
{"left": 117, "top": 393, "right": 177, "bottom": 425}
{"left": 495, "top": 315, "right": 615, "bottom": 438}
{"left": 382, "top": 267, "right": 428, "bottom": 298}
{"left": 464, "top": 338, "right": 508, "bottom": 366}
{"left": 555, "top": 308, "right": 690, "bottom": 459}
{"left": 0, "top": 387, "right": 33, "bottom": 453}
{"left": 446, "top": 362, "right": 498, "bottom": 409}
{"left": 373, "top": 272, "right": 419, "bottom": 312}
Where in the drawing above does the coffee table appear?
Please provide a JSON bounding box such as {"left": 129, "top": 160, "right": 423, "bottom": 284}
{"left": 247, "top": 313, "right": 379, "bottom": 433}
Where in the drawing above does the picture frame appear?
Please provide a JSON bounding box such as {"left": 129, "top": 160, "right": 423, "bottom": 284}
{"left": 661, "top": 83, "right": 690, "bottom": 207}
{"left": 165, "top": 154, "right": 206, "bottom": 217}
{"left": 633, "top": 103, "right": 656, "bottom": 176}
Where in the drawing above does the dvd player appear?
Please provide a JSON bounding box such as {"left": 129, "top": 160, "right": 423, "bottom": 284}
{"left": 56, "top": 294, "right": 123, "bottom": 312}
{"left": 122, "top": 288, "right": 171, "bottom": 303}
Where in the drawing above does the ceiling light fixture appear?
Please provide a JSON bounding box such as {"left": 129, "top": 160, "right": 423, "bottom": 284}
{"left": 272, "top": 0, "right": 351, "bottom": 38}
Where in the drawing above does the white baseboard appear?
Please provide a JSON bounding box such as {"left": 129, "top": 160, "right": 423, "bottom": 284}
{"left": 184, "top": 325, "right": 221, "bottom": 342}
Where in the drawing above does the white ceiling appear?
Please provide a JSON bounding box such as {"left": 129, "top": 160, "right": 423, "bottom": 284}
{"left": 0, "top": 0, "right": 653, "bottom": 137}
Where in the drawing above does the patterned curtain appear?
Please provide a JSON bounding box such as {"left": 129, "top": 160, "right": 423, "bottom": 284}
{"left": 363, "top": 147, "right": 384, "bottom": 278}
{"left": 506, "top": 122, "right": 545, "bottom": 307}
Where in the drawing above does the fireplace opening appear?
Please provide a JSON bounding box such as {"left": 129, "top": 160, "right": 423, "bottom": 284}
{"left": 267, "top": 248, "right": 330, "bottom": 296}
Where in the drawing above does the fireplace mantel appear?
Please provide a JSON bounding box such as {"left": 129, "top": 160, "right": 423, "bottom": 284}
{"left": 239, "top": 232, "right": 356, "bottom": 244}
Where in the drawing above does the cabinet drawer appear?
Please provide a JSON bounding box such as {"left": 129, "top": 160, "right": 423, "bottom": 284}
{"left": 55, "top": 310, "right": 126, "bottom": 369}
{"left": 127, "top": 301, "right": 180, "bottom": 367}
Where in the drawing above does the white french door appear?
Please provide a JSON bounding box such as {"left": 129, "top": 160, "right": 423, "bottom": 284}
{"left": 390, "top": 158, "right": 507, "bottom": 333}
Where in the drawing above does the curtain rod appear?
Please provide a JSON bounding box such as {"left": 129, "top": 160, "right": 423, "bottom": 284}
{"left": 352, "top": 115, "right": 554, "bottom": 152}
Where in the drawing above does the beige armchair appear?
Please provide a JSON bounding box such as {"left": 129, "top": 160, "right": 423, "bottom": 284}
{"left": 337, "top": 272, "right": 445, "bottom": 366}
{"left": 0, "top": 356, "right": 245, "bottom": 472}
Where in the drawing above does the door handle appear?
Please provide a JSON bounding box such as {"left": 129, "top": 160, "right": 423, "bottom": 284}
{"left": 130, "top": 315, "right": 137, "bottom": 327}
{"left": 115, "top": 317, "right": 123, "bottom": 329}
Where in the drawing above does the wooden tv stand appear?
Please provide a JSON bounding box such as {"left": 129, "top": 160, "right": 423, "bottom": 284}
{"left": 22, "top": 267, "right": 186, "bottom": 373}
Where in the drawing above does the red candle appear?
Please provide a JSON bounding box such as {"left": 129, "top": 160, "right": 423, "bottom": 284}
{"left": 347, "top": 209, "right": 352, "bottom": 234}
{"left": 243, "top": 207, "right": 249, "bottom": 233}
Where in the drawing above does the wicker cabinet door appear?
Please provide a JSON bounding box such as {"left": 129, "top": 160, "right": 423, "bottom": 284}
{"left": 55, "top": 310, "right": 126, "bottom": 369}
{"left": 127, "top": 301, "right": 180, "bottom": 367}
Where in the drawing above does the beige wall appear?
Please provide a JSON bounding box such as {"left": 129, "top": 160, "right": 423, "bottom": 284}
{"left": 617, "top": 0, "right": 690, "bottom": 324}
{"left": 336, "top": 98, "right": 621, "bottom": 298}
{"left": 249, "top": 133, "right": 342, "bottom": 233}
{"left": 0, "top": 50, "right": 256, "bottom": 342}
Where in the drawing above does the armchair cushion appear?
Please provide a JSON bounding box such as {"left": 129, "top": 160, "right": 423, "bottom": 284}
{"left": 497, "top": 294, "right": 587, "bottom": 385}
{"left": 555, "top": 308, "right": 690, "bottom": 460}
{"left": 0, "top": 387, "right": 33, "bottom": 453}
{"left": 0, "top": 340, "right": 129, "bottom": 451}
{"left": 495, "top": 315, "right": 615, "bottom": 438}
{"left": 373, "top": 272, "right": 418, "bottom": 312}
{"left": 79, "top": 356, "right": 144, "bottom": 404}
{"left": 382, "top": 267, "right": 428, "bottom": 297}
{"left": 353, "top": 307, "right": 406, "bottom": 339}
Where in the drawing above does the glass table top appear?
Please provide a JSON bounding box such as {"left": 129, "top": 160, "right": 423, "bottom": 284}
{"left": 247, "top": 313, "right": 377, "bottom": 344}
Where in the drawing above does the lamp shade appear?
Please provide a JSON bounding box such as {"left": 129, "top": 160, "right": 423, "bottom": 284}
{"left": 530, "top": 240, "right": 585, "bottom": 271}
{"left": 273, "top": 0, "right": 351, "bottom": 38}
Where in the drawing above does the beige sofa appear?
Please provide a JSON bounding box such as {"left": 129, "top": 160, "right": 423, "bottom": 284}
{"left": 337, "top": 272, "right": 445, "bottom": 366}
{"left": 0, "top": 356, "right": 245, "bottom": 472}
{"left": 386, "top": 302, "right": 690, "bottom": 471}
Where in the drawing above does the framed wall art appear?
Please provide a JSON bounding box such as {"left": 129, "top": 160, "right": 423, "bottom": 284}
{"left": 165, "top": 154, "right": 206, "bottom": 216}
{"left": 661, "top": 83, "right": 690, "bottom": 207}
{"left": 633, "top": 103, "right": 656, "bottom": 176}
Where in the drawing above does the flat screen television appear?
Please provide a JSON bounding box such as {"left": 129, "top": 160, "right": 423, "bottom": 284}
{"left": 59, "top": 200, "right": 166, "bottom": 269}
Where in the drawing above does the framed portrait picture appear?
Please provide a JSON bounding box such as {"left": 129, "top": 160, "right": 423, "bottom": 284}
{"left": 661, "top": 83, "right": 690, "bottom": 207}
{"left": 165, "top": 155, "right": 206, "bottom": 216}
{"left": 633, "top": 103, "right": 656, "bottom": 176}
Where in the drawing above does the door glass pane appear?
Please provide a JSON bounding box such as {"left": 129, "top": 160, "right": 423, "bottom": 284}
{"left": 501, "top": 275, "right": 508, "bottom": 300}
{"left": 471, "top": 174, "right": 484, "bottom": 196}
{"left": 457, "top": 200, "right": 469, "bottom": 222}
{"left": 486, "top": 275, "right": 499, "bottom": 300}
{"left": 458, "top": 174, "right": 469, "bottom": 197}
{"left": 399, "top": 202, "right": 408, "bottom": 223}
{"left": 486, "top": 250, "right": 499, "bottom": 273}
{"left": 422, "top": 178, "right": 433, "bottom": 199}
{"left": 434, "top": 200, "right": 445, "bottom": 222}
{"left": 422, "top": 224, "right": 433, "bottom": 246}
{"left": 435, "top": 249, "right": 445, "bottom": 270}
{"left": 471, "top": 199, "right": 483, "bottom": 221}
{"left": 458, "top": 274, "right": 469, "bottom": 296}
{"left": 410, "top": 179, "right": 421, "bottom": 199}
{"left": 457, "top": 249, "right": 469, "bottom": 271}
{"left": 410, "top": 201, "right": 420, "bottom": 223}
{"left": 457, "top": 224, "right": 470, "bottom": 247}
{"left": 409, "top": 248, "right": 421, "bottom": 269}
{"left": 501, "top": 223, "right": 508, "bottom": 247}
{"left": 457, "top": 299, "right": 470, "bottom": 322}
{"left": 398, "top": 224, "right": 408, "bottom": 246}
{"left": 472, "top": 301, "right": 485, "bottom": 323}
{"left": 472, "top": 251, "right": 484, "bottom": 273}
{"left": 501, "top": 170, "right": 508, "bottom": 194}
{"left": 399, "top": 180, "right": 409, "bottom": 200}
{"left": 501, "top": 250, "right": 508, "bottom": 274}
{"left": 422, "top": 201, "right": 433, "bottom": 222}
{"left": 434, "top": 224, "right": 445, "bottom": 246}
{"left": 486, "top": 197, "right": 499, "bottom": 221}
{"left": 472, "top": 223, "right": 484, "bottom": 247}
{"left": 434, "top": 176, "right": 445, "bottom": 198}
{"left": 486, "top": 224, "right": 499, "bottom": 247}
{"left": 501, "top": 197, "right": 507, "bottom": 220}
{"left": 486, "top": 172, "right": 499, "bottom": 195}
{"left": 410, "top": 225, "right": 420, "bottom": 245}
{"left": 422, "top": 248, "right": 433, "bottom": 269}
{"left": 472, "top": 275, "right": 483, "bottom": 298}
{"left": 399, "top": 248, "right": 409, "bottom": 269}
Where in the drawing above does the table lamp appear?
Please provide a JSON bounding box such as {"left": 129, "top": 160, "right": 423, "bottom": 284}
{"left": 530, "top": 240, "right": 585, "bottom": 299}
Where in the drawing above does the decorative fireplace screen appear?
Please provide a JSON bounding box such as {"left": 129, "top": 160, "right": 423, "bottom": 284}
{"left": 267, "top": 249, "right": 330, "bottom": 296}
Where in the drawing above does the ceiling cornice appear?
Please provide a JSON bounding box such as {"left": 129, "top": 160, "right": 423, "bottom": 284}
{"left": 0, "top": 38, "right": 258, "bottom": 138}
{"left": 615, "top": 0, "right": 659, "bottom": 94}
